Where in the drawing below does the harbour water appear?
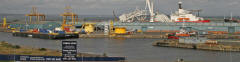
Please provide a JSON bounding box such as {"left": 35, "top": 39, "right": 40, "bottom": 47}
{"left": 0, "top": 32, "right": 240, "bottom": 62}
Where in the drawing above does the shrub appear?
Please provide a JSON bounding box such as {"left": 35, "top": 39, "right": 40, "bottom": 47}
{"left": 0, "top": 41, "right": 21, "bottom": 49}
{"left": 103, "top": 53, "right": 108, "bottom": 57}
{"left": 12, "top": 45, "right": 21, "bottom": 49}
{"left": 39, "top": 48, "right": 47, "bottom": 51}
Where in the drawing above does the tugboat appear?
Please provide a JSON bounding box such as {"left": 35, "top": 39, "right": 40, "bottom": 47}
{"left": 167, "top": 27, "right": 195, "bottom": 39}
{"left": 170, "top": 1, "right": 210, "bottom": 23}
{"left": 167, "top": 18, "right": 197, "bottom": 39}
{"left": 224, "top": 12, "right": 240, "bottom": 23}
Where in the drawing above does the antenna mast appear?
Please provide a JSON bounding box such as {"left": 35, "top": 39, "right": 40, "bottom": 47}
{"left": 179, "top": 0, "right": 183, "bottom": 9}
{"left": 230, "top": 12, "right": 233, "bottom": 20}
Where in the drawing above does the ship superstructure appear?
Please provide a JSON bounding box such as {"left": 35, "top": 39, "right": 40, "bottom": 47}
{"left": 170, "top": 1, "right": 210, "bottom": 23}
{"left": 119, "top": 0, "right": 210, "bottom": 23}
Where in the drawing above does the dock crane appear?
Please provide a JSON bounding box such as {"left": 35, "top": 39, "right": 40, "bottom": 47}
{"left": 113, "top": 10, "right": 118, "bottom": 22}
{"left": 109, "top": 20, "right": 115, "bottom": 36}
{"left": 109, "top": 10, "right": 117, "bottom": 36}
{"left": 109, "top": 10, "right": 127, "bottom": 36}
{"left": 25, "top": 7, "right": 46, "bottom": 24}
{"left": 2, "top": 17, "right": 7, "bottom": 28}
{"left": 60, "top": 6, "right": 78, "bottom": 31}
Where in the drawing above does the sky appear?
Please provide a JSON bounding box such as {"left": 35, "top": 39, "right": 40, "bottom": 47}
{"left": 0, "top": 0, "right": 240, "bottom": 16}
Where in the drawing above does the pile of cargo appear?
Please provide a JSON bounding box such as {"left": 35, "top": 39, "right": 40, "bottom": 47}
{"left": 12, "top": 26, "right": 80, "bottom": 39}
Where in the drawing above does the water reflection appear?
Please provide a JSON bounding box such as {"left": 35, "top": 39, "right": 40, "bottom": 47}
{"left": 0, "top": 32, "right": 239, "bottom": 62}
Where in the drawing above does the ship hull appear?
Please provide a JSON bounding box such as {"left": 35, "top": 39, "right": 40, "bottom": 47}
{"left": 175, "top": 20, "right": 210, "bottom": 23}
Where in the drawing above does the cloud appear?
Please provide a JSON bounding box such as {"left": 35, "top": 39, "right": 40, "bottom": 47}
{"left": 0, "top": 0, "right": 239, "bottom": 16}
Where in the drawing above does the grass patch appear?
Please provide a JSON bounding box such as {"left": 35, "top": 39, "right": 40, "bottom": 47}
{"left": 0, "top": 41, "right": 21, "bottom": 49}
{"left": 0, "top": 61, "right": 13, "bottom": 62}
{"left": 0, "top": 41, "right": 101, "bottom": 57}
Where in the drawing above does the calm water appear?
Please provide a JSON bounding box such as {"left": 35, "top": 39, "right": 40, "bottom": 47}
{"left": 0, "top": 32, "right": 240, "bottom": 62}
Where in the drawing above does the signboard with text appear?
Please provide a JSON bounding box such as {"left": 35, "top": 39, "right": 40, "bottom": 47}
{"left": 1, "top": 41, "right": 125, "bottom": 61}
{"left": 62, "top": 41, "right": 77, "bottom": 61}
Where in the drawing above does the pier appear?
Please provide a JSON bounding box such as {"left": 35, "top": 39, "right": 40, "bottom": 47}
{"left": 153, "top": 40, "right": 240, "bottom": 52}
{"left": 12, "top": 32, "right": 79, "bottom": 39}
{"left": 79, "top": 34, "right": 167, "bottom": 39}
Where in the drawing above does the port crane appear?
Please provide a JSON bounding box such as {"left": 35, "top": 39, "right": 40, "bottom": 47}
{"left": 113, "top": 10, "right": 118, "bottom": 22}
{"left": 25, "top": 7, "right": 46, "bottom": 23}
{"left": 60, "top": 6, "right": 78, "bottom": 30}
{"left": 2, "top": 17, "right": 7, "bottom": 28}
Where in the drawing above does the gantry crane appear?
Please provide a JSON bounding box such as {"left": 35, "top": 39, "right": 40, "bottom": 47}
{"left": 2, "top": 17, "right": 7, "bottom": 28}
{"left": 109, "top": 20, "right": 114, "bottom": 35}
{"left": 25, "top": 7, "right": 46, "bottom": 24}
{"left": 113, "top": 10, "right": 118, "bottom": 22}
{"left": 60, "top": 6, "right": 78, "bottom": 30}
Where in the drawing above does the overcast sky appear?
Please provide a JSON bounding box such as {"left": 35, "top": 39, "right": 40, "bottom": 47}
{"left": 0, "top": 0, "right": 240, "bottom": 16}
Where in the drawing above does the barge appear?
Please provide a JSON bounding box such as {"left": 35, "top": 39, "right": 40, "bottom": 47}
{"left": 153, "top": 26, "right": 240, "bottom": 52}
{"left": 12, "top": 32, "right": 79, "bottom": 39}
{"left": 153, "top": 38, "right": 240, "bottom": 52}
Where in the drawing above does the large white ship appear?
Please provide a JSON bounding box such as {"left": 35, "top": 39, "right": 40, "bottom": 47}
{"left": 119, "top": 0, "right": 210, "bottom": 23}
{"left": 170, "top": 1, "right": 210, "bottom": 23}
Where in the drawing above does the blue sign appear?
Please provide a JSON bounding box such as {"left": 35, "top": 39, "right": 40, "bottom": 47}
{"left": 0, "top": 55, "right": 125, "bottom": 61}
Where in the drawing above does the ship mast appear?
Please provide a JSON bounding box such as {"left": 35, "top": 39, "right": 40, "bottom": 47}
{"left": 179, "top": 1, "right": 182, "bottom": 9}
{"left": 178, "top": 0, "right": 184, "bottom": 15}
{"left": 146, "top": 0, "right": 154, "bottom": 22}
{"left": 230, "top": 12, "right": 233, "bottom": 20}
{"left": 224, "top": 14, "right": 226, "bottom": 19}
{"left": 178, "top": 1, "right": 183, "bottom": 14}
{"left": 178, "top": 0, "right": 186, "bottom": 32}
{"left": 178, "top": 0, "right": 185, "bottom": 27}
